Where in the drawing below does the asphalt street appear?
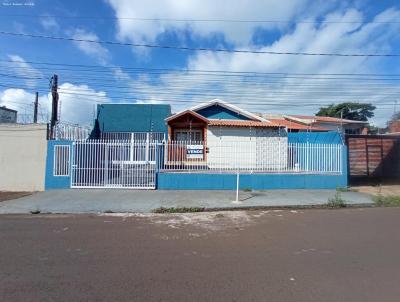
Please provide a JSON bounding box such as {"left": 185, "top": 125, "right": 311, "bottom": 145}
{"left": 1, "top": 207, "right": 399, "bottom": 302}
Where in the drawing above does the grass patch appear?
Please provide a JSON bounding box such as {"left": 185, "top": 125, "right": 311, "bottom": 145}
{"left": 243, "top": 188, "right": 252, "bottom": 192}
{"left": 103, "top": 210, "right": 114, "bottom": 213}
{"left": 153, "top": 207, "right": 205, "bottom": 213}
{"left": 30, "top": 209, "right": 41, "bottom": 214}
{"left": 373, "top": 195, "right": 400, "bottom": 207}
{"left": 326, "top": 192, "right": 347, "bottom": 208}
{"left": 336, "top": 186, "right": 349, "bottom": 192}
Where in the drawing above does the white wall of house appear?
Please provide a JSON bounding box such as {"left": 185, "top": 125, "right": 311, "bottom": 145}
{"left": 206, "top": 126, "right": 288, "bottom": 170}
{"left": 315, "top": 122, "right": 364, "bottom": 134}
{"left": 0, "top": 124, "right": 47, "bottom": 191}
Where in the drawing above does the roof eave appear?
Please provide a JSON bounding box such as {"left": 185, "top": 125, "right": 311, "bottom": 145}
{"left": 190, "top": 99, "right": 269, "bottom": 123}
{"left": 165, "top": 110, "right": 209, "bottom": 123}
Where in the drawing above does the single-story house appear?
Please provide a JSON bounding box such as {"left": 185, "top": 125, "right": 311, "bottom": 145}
{"left": 256, "top": 113, "right": 367, "bottom": 133}
{"left": 165, "top": 99, "right": 288, "bottom": 170}
{"left": 43, "top": 100, "right": 347, "bottom": 190}
{"left": 261, "top": 116, "right": 329, "bottom": 132}
{"left": 283, "top": 115, "right": 368, "bottom": 134}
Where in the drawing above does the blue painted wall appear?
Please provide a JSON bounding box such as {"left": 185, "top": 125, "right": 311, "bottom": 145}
{"left": 158, "top": 146, "right": 348, "bottom": 190}
{"left": 95, "top": 104, "right": 171, "bottom": 134}
{"left": 195, "top": 104, "right": 252, "bottom": 120}
{"left": 157, "top": 173, "right": 347, "bottom": 190}
{"left": 45, "top": 140, "right": 73, "bottom": 190}
{"left": 45, "top": 137, "right": 348, "bottom": 191}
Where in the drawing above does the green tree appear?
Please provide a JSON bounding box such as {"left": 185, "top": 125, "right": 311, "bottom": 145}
{"left": 316, "top": 102, "right": 376, "bottom": 121}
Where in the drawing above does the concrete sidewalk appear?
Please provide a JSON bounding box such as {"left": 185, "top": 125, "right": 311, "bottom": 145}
{"left": 0, "top": 189, "right": 374, "bottom": 214}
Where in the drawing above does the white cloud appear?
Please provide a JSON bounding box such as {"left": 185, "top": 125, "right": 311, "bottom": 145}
{"left": 185, "top": 8, "right": 400, "bottom": 126}
{"left": 103, "top": 2, "right": 400, "bottom": 125}
{"left": 5, "top": 55, "right": 43, "bottom": 88}
{"left": 40, "top": 16, "right": 59, "bottom": 31}
{"left": 106, "top": 0, "right": 325, "bottom": 46}
{"left": 187, "top": 8, "right": 390, "bottom": 73}
{"left": 0, "top": 84, "right": 111, "bottom": 126}
{"left": 0, "top": 89, "right": 48, "bottom": 123}
{"left": 71, "top": 29, "right": 110, "bottom": 63}
{"left": 57, "top": 83, "right": 111, "bottom": 125}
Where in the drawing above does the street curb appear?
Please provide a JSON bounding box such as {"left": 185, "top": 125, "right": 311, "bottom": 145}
{"left": 186, "top": 203, "right": 377, "bottom": 213}
{"left": 0, "top": 203, "right": 378, "bottom": 215}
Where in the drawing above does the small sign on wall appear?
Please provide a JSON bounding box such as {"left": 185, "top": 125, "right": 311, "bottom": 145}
{"left": 187, "top": 145, "right": 204, "bottom": 159}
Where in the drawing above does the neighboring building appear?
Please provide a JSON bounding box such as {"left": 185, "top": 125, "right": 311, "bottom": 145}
{"left": 0, "top": 106, "right": 17, "bottom": 123}
{"left": 0, "top": 124, "right": 47, "bottom": 191}
{"left": 91, "top": 103, "right": 171, "bottom": 141}
{"left": 283, "top": 115, "right": 368, "bottom": 134}
{"left": 256, "top": 113, "right": 365, "bottom": 133}
{"left": 258, "top": 115, "right": 329, "bottom": 132}
{"left": 388, "top": 119, "right": 400, "bottom": 135}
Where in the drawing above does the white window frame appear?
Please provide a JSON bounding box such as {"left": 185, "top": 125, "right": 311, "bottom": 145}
{"left": 53, "top": 145, "right": 70, "bottom": 176}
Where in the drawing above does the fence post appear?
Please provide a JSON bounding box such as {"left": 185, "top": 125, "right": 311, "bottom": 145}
{"left": 306, "top": 141, "right": 309, "bottom": 172}
{"left": 70, "top": 141, "right": 74, "bottom": 188}
{"left": 104, "top": 142, "right": 109, "bottom": 187}
{"left": 232, "top": 172, "right": 241, "bottom": 204}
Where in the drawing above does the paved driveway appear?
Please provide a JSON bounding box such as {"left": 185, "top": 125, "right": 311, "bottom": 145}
{"left": 0, "top": 189, "right": 373, "bottom": 214}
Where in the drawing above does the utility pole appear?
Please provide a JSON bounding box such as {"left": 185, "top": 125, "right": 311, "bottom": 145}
{"left": 33, "top": 92, "right": 39, "bottom": 123}
{"left": 50, "top": 74, "right": 59, "bottom": 139}
{"left": 340, "top": 109, "right": 344, "bottom": 132}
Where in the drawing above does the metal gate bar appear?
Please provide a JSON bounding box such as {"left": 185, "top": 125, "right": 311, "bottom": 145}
{"left": 71, "top": 140, "right": 159, "bottom": 189}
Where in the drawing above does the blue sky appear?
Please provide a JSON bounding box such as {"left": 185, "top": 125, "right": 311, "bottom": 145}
{"left": 0, "top": 0, "right": 400, "bottom": 126}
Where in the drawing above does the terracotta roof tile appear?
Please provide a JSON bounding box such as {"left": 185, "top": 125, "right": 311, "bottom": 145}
{"left": 267, "top": 118, "right": 328, "bottom": 131}
{"left": 208, "top": 119, "right": 280, "bottom": 128}
{"left": 288, "top": 115, "right": 366, "bottom": 124}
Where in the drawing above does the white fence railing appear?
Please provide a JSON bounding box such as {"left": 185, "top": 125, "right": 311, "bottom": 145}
{"left": 100, "top": 132, "right": 165, "bottom": 142}
{"left": 67, "top": 139, "right": 343, "bottom": 189}
{"left": 71, "top": 140, "right": 159, "bottom": 189}
{"left": 55, "top": 123, "right": 91, "bottom": 141}
{"left": 160, "top": 140, "right": 343, "bottom": 174}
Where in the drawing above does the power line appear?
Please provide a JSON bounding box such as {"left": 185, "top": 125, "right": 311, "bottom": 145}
{"left": 1, "top": 31, "right": 399, "bottom": 57}
{"left": 3, "top": 71, "right": 400, "bottom": 98}
{"left": 4, "top": 71, "right": 400, "bottom": 88}
{"left": 0, "top": 72, "right": 45, "bottom": 80}
{"left": 2, "top": 76, "right": 400, "bottom": 103}
{"left": 3, "top": 59, "right": 400, "bottom": 78}
{"left": 2, "top": 78, "right": 400, "bottom": 100}
{"left": 4, "top": 64, "right": 400, "bottom": 91}
{"left": 1, "top": 83, "right": 398, "bottom": 108}
{"left": 0, "top": 100, "right": 33, "bottom": 106}
{"left": 1, "top": 14, "right": 400, "bottom": 25}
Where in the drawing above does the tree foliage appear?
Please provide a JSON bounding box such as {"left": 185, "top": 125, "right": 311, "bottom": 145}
{"left": 316, "top": 102, "right": 376, "bottom": 121}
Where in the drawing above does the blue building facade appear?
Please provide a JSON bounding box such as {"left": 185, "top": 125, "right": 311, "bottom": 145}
{"left": 45, "top": 101, "right": 348, "bottom": 191}
{"left": 91, "top": 103, "right": 171, "bottom": 139}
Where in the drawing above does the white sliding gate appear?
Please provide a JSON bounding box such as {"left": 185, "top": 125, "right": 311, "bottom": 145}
{"left": 71, "top": 140, "right": 160, "bottom": 189}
